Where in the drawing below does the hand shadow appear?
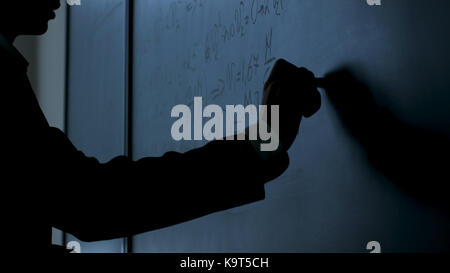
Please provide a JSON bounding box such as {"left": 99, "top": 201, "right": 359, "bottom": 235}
{"left": 323, "top": 68, "right": 450, "bottom": 211}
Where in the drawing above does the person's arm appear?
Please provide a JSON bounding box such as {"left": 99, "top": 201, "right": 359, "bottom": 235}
{"left": 47, "top": 127, "right": 288, "bottom": 242}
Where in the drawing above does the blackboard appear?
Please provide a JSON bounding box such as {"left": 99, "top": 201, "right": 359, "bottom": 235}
{"left": 130, "top": 0, "right": 450, "bottom": 252}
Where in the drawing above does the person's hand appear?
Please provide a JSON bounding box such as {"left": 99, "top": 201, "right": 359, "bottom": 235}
{"left": 261, "top": 59, "right": 321, "bottom": 152}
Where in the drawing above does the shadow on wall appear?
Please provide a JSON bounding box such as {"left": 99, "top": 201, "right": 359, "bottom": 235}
{"left": 323, "top": 68, "right": 450, "bottom": 211}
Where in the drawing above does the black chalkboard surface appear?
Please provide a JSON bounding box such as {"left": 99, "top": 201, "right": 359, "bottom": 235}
{"left": 65, "top": 0, "right": 450, "bottom": 253}
{"left": 130, "top": 0, "right": 450, "bottom": 252}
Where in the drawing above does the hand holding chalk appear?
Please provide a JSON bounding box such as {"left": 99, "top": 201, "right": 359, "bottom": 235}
{"left": 262, "top": 59, "right": 322, "bottom": 152}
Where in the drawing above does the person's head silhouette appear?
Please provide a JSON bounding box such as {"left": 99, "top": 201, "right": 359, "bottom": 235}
{"left": 0, "top": 1, "right": 60, "bottom": 41}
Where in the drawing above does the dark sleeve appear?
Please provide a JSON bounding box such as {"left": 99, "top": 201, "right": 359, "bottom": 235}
{"left": 45, "top": 127, "right": 289, "bottom": 242}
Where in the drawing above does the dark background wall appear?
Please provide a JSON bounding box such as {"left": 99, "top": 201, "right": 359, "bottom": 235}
{"left": 66, "top": 0, "right": 450, "bottom": 252}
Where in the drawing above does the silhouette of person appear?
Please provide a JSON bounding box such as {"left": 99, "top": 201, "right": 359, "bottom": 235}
{"left": 322, "top": 68, "right": 450, "bottom": 210}
{"left": 0, "top": 1, "right": 321, "bottom": 254}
